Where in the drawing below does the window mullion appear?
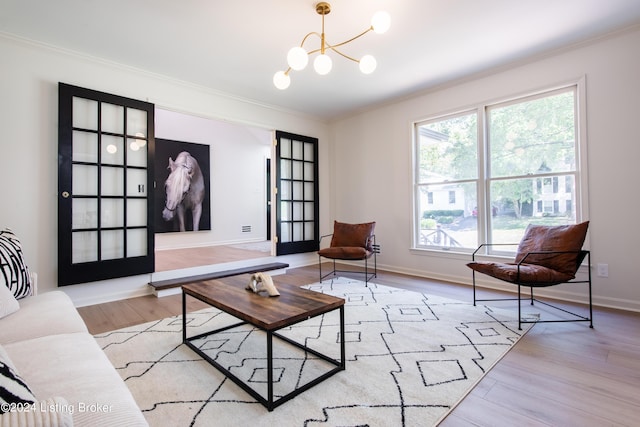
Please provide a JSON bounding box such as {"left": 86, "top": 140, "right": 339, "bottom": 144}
{"left": 479, "top": 106, "right": 489, "bottom": 245}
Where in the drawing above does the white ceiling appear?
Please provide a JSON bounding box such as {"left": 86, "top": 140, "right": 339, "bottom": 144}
{"left": 2, "top": 0, "right": 640, "bottom": 120}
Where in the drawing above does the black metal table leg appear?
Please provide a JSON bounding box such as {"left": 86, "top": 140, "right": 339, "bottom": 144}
{"left": 182, "top": 289, "right": 186, "bottom": 343}
{"left": 267, "top": 330, "right": 274, "bottom": 411}
{"left": 340, "top": 305, "right": 345, "bottom": 369}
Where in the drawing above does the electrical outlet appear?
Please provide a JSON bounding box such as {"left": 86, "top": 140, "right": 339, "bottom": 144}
{"left": 596, "top": 263, "right": 609, "bottom": 278}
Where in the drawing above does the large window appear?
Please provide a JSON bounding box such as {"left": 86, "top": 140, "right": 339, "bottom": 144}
{"left": 414, "top": 85, "right": 584, "bottom": 252}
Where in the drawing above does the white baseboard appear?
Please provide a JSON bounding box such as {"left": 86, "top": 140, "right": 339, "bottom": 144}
{"left": 375, "top": 262, "right": 640, "bottom": 314}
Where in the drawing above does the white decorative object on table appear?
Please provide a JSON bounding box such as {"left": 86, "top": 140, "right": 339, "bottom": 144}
{"left": 246, "top": 273, "right": 280, "bottom": 297}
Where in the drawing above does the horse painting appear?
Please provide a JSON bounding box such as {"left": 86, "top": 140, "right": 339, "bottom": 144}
{"left": 162, "top": 151, "right": 205, "bottom": 232}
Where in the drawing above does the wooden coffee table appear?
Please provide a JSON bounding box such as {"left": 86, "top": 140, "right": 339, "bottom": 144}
{"left": 182, "top": 278, "right": 345, "bottom": 411}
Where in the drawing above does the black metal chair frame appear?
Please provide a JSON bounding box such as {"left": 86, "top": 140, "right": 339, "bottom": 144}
{"left": 472, "top": 243, "right": 593, "bottom": 330}
{"left": 318, "top": 234, "right": 380, "bottom": 284}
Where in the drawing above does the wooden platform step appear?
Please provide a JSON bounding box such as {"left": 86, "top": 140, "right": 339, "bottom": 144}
{"left": 148, "top": 262, "right": 290, "bottom": 292}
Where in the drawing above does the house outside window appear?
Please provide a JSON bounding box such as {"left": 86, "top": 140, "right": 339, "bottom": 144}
{"left": 414, "top": 84, "right": 585, "bottom": 251}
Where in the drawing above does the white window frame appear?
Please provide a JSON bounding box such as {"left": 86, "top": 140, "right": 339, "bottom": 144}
{"left": 412, "top": 78, "right": 589, "bottom": 254}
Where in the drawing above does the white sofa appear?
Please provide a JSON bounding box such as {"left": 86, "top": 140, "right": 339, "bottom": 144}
{"left": 0, "top": 290, "right": 148, "bottom": 426}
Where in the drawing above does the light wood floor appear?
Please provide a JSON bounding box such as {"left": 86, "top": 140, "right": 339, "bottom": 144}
{"left": 78, "top": 262, "right": 640, "bottom": 426}
{"left": 154, "top": 241, "right": 271, "bottom": 272}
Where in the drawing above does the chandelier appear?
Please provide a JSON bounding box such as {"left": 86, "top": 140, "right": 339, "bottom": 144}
{"left": 273, "top": 2, "right": 390, "bottom": 90}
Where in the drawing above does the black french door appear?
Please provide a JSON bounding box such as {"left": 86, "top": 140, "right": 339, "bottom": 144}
{"left": 275, "top": 131, "right": 319, "bottom": 255}
{"left": 58, "top": 83, "right": 155, "bottom": 285}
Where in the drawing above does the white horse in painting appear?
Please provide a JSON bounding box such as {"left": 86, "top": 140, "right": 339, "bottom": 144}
{"left": 162, "top": 151, "right": 205, "bottom": 232}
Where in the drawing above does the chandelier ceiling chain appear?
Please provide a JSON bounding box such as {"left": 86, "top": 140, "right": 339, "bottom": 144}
{"left": 273, "top": 2, "right": 390, "bottom": 90}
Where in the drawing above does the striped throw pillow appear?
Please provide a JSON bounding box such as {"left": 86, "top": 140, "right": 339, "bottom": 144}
{"left": 0, "top": 229, "right": 32, "bottom": 299}
{"left": 0, "top": 345, "right": 36, "bottom": 413}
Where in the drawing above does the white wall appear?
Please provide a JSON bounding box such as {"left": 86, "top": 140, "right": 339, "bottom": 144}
{"left": 0, "top": 35, "right": 331, "bottom": 305}
{"left": 155, "top": 108, "right": 271, "bottom": 250}
{"left": 330, "top": 27, "right": 640, "bottom": 312}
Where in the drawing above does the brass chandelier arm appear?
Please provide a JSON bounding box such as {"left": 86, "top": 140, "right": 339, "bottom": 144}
{"left": 325, "top": 44, "right": 359, "bottom": 63}
{"left": 298, "top": 27, "right": 374, "bottom": 63}
{"left": 305, "top": 44, "right": 356, "bottom": 62}
{"left": 299, "top": 32, "right": 322, "bottom": 48}
{"left": 328, "top": 27, "right": 373, "bottom": 50}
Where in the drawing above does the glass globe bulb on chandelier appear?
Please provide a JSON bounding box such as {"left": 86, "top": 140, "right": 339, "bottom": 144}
{"left": 273, "top": 2, "right": 390, "bottom": 90}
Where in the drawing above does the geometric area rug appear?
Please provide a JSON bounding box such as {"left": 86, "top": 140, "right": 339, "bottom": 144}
{"left": 95, "top": 277, "right": 532, "bottom": 426}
